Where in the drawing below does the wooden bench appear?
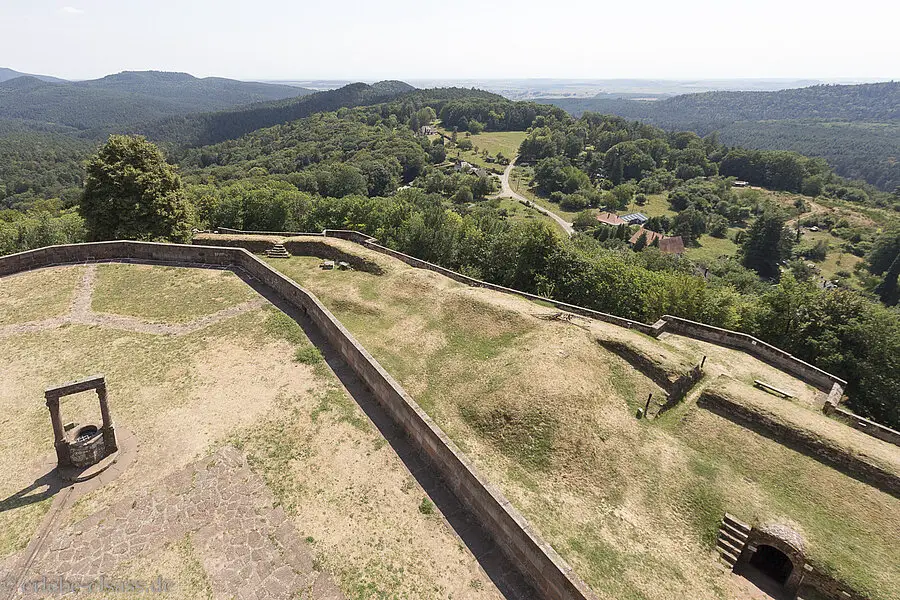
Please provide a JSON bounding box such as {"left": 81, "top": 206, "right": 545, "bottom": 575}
{"left": 754, "top": 380, "right": 793, "bottom": 399}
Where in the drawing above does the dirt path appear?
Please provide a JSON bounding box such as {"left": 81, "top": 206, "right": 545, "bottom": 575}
{"left": 0, "top": 264, "right": 268, "bottom": 337}
{"left": 497, "top": 157, "right": 574, "bottom": 235}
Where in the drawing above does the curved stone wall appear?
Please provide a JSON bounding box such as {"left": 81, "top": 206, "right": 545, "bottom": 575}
{"left": 0, "top": 241, "right": 598, "bottom": 600}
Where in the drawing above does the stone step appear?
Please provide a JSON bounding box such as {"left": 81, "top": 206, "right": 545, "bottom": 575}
{"left": 723, "top": 512, "right": 750, "bottom": 535}
{"left": 718, "top": 544, "right": 740, "bottom": 567}
{"left": 265, "top": 244, "right": 291, "bottom": 258}
{"left": 716, "top": 534, "right": 744, "bottom": 557}
{"left": 721, "top": 521, "right": 749, "bottom": 543}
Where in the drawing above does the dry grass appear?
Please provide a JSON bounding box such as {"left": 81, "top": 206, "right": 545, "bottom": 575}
{"left": 267, "top": 238, "right": 900, "bottom": 600}
{"left": 0, "top": 266, "right": 85, "bottom": 325}
{"left": 0, "top": 263, "right": 498, "bottom": 600}
{"left": 91, "top": 263, "right": 259, "bottom": 323}
{"left": 703, "top": 376, "right": 900, "bottom": 477}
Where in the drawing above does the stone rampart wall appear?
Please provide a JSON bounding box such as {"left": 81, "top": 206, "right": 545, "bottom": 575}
{"left": 0, "top": 241, "right": 598, "bottom": 600}
{"left": 658, "top": 316, "right": 845, "bottom": 392}
{"left": 697, "top": 388, "right": 899, "bottom": 498}
{"left": 824, "top": 404, "right": 900, "bottom": 447}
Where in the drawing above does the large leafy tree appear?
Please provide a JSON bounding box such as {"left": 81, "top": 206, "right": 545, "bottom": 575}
{"left": 741, "top": 210, "right": 791, "bottom": 280}
{"left": 80, "top": 135, "right": 190, "bottom": 242}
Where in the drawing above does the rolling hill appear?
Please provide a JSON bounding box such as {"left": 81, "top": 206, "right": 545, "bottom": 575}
{"left": 0, "top": 67, "right": 66, "bottom": 83}
{"left": 134, "top": 80, "right": 421, "bottom": 147}
{"left": 542, "top": 82, "right": 900, "bottom": 191}
{"left": 0, "top": 71, "right": 313, "bottom": 130}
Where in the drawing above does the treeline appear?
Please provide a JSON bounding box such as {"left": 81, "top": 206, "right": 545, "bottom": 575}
{"left": 438, "top": 98, "right": 568, "bottom": 133}
{"left": 0, "top": 205, "right": 85, "bottom": 255}
{"left": 540, "top": 82, "right": 900, "bottom": 192}
{"left": 517, "top": 112, "right": 896, "bottom": 208}
{"left": 0, "top": 126, "right": 94, "bottom": 209}
{"left": 716, "top": 120, "right": 900, "bottom": 194}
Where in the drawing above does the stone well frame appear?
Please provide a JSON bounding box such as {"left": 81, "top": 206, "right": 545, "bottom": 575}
{"left": 45, "top": 375, "right": 118, "bottom": 468}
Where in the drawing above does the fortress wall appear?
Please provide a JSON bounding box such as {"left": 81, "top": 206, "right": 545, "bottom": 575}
{"left": 216, "top": 227, "right": 324, "bottom": 237}
{"left": 697, "top": 388, "right": 900, "bottom": 498}
{"left": 824, "top": 403, "right": 900, "bottom": 447}
{"left": 658, "top": 316, "right": 846, "bottom": 392}
{"left": 355, "top": 237, "right": 656, "bottom": 334}
{"left": 0, "top": 241, "right": 598, "bottom": 600}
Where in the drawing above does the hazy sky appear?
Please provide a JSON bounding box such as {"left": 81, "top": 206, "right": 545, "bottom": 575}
{"left": 4, "top": 0, "right": 898, "bottom": 81}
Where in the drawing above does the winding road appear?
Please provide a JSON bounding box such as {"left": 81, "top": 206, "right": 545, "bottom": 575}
{"left": 498, "top": 158, "right": 574, "bottom": 235}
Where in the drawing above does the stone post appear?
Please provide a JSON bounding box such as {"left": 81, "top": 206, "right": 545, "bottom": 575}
{"left": 97, "top": 383, "right": 118, "bottom": 453}
{"left": 44, "top": 393, "right": 71, "bottom": 467}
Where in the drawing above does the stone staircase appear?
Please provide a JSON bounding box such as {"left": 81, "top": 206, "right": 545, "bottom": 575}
{"left": 265, "top": 243, "right": 290, "bottom": 258}
{"left": 717, "top": 512, "right": 750, "bottom": 569}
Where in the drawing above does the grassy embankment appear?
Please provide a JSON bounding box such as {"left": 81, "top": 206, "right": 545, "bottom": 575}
{"left": 268, "top": 239, "right": 900, "bottom": 600}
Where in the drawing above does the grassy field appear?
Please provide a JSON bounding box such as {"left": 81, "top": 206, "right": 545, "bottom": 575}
{"left": 492, "top": 197, "right": 557, "bottom": 227}
{"left": 628, "top": 193, "right": 676, "bottom": 218}
{"left": 0, "top": 266, "right": 85, "bottom": 325}
{"left": 684, "top": 231, "right": 741, "bottom": 265}
{"left": 0, "top": 263, "right": 498, "bottom": 599}
{"left": 91, "top": 263, "right": 259, "bottom": 322}
{"left": 436, "top": 128, "right": 527, "bottom": 175}
{"left": 267, "top": 238, "right": 900, "bottom": 600}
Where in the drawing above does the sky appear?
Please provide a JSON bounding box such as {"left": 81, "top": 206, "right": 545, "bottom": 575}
{"left": 3, "top": 0, "right": 899, "bottom": 81}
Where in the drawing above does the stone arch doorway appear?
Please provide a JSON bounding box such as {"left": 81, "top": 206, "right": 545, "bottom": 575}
{"left": 749, "top": 544, "right": 794, "bottom": 586}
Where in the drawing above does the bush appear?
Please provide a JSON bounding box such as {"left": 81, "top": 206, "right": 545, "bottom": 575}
{"left": 294, "top": 345, "right": 324, "bottom": 365}
{"left": 708, "top": 215, "right": 729, "bottom": 238}
{"left": 560, "top": 193, "right": 589, "bottom": 211}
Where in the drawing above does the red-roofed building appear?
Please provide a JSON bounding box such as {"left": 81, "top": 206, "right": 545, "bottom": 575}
{"left": 629, "top": 228, "right": 685, "bottom": 255}
{"left": 658, "top": 236, "right": 686, "bottom": 255}
{"left": 596, "top": 211, "right": 627, "bottom": 226}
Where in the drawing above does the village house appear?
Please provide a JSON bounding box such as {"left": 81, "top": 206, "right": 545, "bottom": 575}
{"left": 629, "top": 227, "right": 685, "bottom": 255}
{"left": 596, "top": 211, "right": 628, "bottom": 226}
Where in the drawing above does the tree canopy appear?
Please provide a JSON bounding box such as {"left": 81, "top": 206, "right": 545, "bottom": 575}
{"left": 80, "top": 135, "right": 190, "bottom": 242}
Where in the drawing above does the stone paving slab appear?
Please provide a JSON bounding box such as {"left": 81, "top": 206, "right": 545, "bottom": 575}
{"left": 3, "top": 447, "right": 343, "bottom": 599}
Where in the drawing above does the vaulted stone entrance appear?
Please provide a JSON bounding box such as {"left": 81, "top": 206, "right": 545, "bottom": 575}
{"left": 749, "top": 544, "right": 794, "bottom": 586}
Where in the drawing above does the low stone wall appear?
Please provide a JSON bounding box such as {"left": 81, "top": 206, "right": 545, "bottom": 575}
{"left": 657, "top": 316, "right": 846, "bottom": 392}
{"left": 358, "top": 239, "right": 655, "bottom": 334}
{"left": 0, "top": 241, "right": 598, "bottom": 600}
{"left": 596, "top": 338, "right": 703, "bottom": 414}
{"left": 698, "top": 388, "right": 899, "bottom": 498}
{"left": 824, "top": 403, "right": 900, "bottom": 448}
{"left": 193, "top": 233, "right": 285, "bottom": 254}
{"left": 799, "top": 566, "right": 870, "bottom": 600}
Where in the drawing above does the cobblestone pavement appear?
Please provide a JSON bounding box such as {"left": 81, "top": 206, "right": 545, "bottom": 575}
{"left": 4, "top": 447, "right": 343, "bottom": 600}
{"left": 0, "top": 265, "right": 267, "bottom": 338}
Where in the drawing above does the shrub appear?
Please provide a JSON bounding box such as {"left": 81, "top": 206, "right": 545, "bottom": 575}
{"left": 294, "top": 345, "right": 324, "bottom": 365}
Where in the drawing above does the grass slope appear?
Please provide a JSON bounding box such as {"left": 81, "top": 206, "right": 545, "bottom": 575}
{"left": 267, "top": 238, "right": 900, "bottom": 600}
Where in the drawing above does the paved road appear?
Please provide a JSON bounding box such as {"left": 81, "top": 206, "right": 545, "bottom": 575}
{"left": 498, "top": 158, "right": 574, "bottom": 235}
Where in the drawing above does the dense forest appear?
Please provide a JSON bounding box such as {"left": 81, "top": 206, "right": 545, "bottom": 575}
{"left": 542, "top": 82, "right": 900, "bottom": 192}
{"left": 0, "top": 71, "right": 312, "bottom": 131}
{"left": 1, "top": 81, "right": 898, "bottom": 428}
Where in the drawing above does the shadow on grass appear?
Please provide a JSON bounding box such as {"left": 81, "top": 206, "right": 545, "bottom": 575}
{"left": 0, "top": 470, "right": 65, "bottom": 514}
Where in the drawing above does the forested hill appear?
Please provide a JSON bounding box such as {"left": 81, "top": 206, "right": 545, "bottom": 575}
{"left": 541, "top": 82, "right": 900, "bottom": 191}
{"left": 136, "top": 82, "right": 501, "bottom": 148}
{"left": 0, "top": 71, "right": 313, "bottom": 130}
{"left": 0, "top": 67, "right": 66, "bottom": 83}
{"left": 543, "top": 82, "right": 899, "bottom": 125}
